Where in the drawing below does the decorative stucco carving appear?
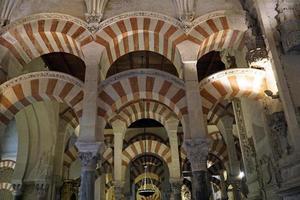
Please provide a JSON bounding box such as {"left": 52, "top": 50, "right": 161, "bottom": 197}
{"left": 12, "top": 183, "right": 23, "bottom": 196}
{"left": 78, "top": 151, "right": 100, "bottom": 170}
{"left": 172, "top": 0, "right": 195, "bottom": 30}
{"left": 84, "top": 0, "right": 109, "bottom": 32}
{"left": 232, "top": 99, "right": 256, "bottom": 174}
{"left": 0, "top": 0, "right": 20, "bottom": 27}
{"left": 257, "top": 154, "right": 282, "bottom": 187}
{"left": 269, "top": 111, "right": 291, "bottom": 157}
{"left": 246, "top": 47, "right": 269, "bottom": 69}
{"left": 35, "top": 182, "right": 49, "bottom": 199}
{"left": 183, "top": 137, "right": 209, "bottom": 171}
{"left": 277, "top": 0, "right": 300, "bottom": 53}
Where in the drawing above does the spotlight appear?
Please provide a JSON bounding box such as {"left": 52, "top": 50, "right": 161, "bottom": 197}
{"left": 238, "top": 171, "right": 245, "bottom": 179}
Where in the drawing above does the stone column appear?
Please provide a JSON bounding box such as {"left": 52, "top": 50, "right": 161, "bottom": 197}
{"left": 183, "top": 61, "right": 210, "bottom": 200}
{"left": 184, "top": 138, "right": 210, "bottom": 200}
{"left": 183, "top": 61, "right": 207, "bottom": 139}
{"left": 12, "top": 183, "right": 23, "bottom": 200}
{"left": 218, "top": 116, "right": 241, "bottom": 200}
{"left": 76, "top": 142, "right": 102, "bottom": 200}
{"left": 165, "top": 119, "right": 181, "bottom": 179}
{"left": 35, "top": 182, "right": 49, "bottom": 200}
{"left": 112, "top": 121, "right": 126, "bottom": 185}
{"left": 170, "top": 178, "right": 182, "bottom": 200}
{"left": 114, "top": 181, "right": 124, "bottom": 200}
{"left": 232, "top": 99, "right": 260, "bottom": 200}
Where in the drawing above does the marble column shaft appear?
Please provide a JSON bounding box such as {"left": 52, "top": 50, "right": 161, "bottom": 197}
{"left": 78, "top": 150, "right": 100, "bottom": 200}
{"left": 191, "top": 171, "right": 209, "bottom": 200}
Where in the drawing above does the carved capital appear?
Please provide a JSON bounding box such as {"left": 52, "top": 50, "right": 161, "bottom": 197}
{"left": 12, "top": 183, "right": 23, "bottom": 196}
{"left": 172, "top": 0, "right": 195, "bottom": 29}
{"left": 113, "top": 181, "right": 124, "bottom": 199}
{"left": 277, "top": 0, "right": 300, "bottom": 23}
{"left": 76, "top": 142, "right": 104, "bottom": 170}
{"left": 35, "top": 182, "right": 49, "bottom": 199}
{"left": 184, "top": 138, "right": 209, "bottom": 171}
{"left": 246, "top": 47, "right": 269, "bottom": 69}
{"left": 279, "top": 20, "right": 300, "bottom": 53}
{"left": 170, "top": 178, "right": 183, "bottom": 195}
{"left": 84, "top": 0, "right": 108, "bottom": 27}
{"left": 78, "top": 151, "right": 100, "bottom": 170}
{"left": 269, "top": 111, "right": 291, "bottom": 156}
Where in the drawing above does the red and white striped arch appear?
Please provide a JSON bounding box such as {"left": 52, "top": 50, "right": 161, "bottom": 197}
{"left": 0, "top": 160, "right": 15, "bottom": 169}
{"left": 199, "top": 68, "right": 267, "bottom": 115}
{"left": 0, "top": 183, "right": 14, "bottom": 192}
{"left": 189, "top": 15, "right": 247, "bottom": 59}
{"left": 109, "top": 100, "right": 178, "bottom": 127}
{"left": 0, "top": 13, "right": 91, "bottom": 66}
{"left": 93, "top": 16, "right": 186, "bottom": 78}
{"left": 98, "top": 69, "right": 188, "bottom": 124}
{"left": 0, "top": 71, "right": 84, "bottom": 126}
{"left": 122, "top": 140, "right": 172, "bottom": 166}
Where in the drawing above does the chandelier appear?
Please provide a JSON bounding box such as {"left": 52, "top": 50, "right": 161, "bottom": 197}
{"left": 137, "top": 104, "right": 156, "bottom": 197}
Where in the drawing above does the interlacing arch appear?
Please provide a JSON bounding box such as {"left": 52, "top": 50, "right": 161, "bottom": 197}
{"left": 199, "top": 68, "right": 267, "bottom": 115}
{"left": 0, "top": 13, "right": 91, "bottom": 67}
{"left": 98, "top": 69, "right": 188, "bottom": 127}
{"left": 0, "top": 71, "right": 84, "bottom": 126}
{"left": 121, "top": 139, "right": 171, "bottom": 166}
{"left": 109, "top": 99, "right": 178, "bottom": 127}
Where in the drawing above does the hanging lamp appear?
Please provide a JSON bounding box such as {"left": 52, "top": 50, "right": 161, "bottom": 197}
{"left": 138, "top": 100, "right": 156, "bottom": 197}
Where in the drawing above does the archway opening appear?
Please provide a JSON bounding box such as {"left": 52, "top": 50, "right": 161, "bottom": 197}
{"left": 196, "top": 51, "right": 225, "bottom": 82}
{"left": 107, "top": 51, "right": 179, "bottom": 78}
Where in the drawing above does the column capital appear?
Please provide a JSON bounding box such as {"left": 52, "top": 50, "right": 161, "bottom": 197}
{"left": 170, "top": 179, "right": 183, "bottom": 198}
{"left": 114, "top": 180, "right": 125, "bottom": 200}
{"left": 35, "top": 182, "right": 49, "bottom": 199}
{"left": 12, "top": 183, "right": 23, "bottom": 196}
{"left": 184, "top": 137, "right": 210, "bottom": 171}
{"left": 76, "top": 142, "right": 104, "bottom": 170}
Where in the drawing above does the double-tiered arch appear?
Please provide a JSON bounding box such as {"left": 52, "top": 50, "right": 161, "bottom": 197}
{"left": 98, "top": 69, "right": 188, "bottom": 129}
{"left": 109, "top": 99, "right": 178, "bottom": 127}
